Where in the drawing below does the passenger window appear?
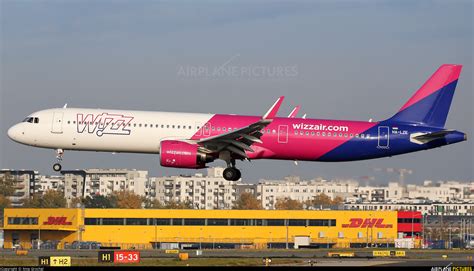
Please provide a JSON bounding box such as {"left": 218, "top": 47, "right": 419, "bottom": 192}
{"left": 161, "top": 125, "right": 164, "bottom": 128}
{"left": 34, "top": 118, "right": 39, "bottom": 123}
{"left": 144, "top": 124, "right": 147, "bottom": 127}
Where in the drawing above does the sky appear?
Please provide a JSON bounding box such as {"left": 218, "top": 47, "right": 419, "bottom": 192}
{"left": 1, "top": 1, "right": 472, "bottom": 185}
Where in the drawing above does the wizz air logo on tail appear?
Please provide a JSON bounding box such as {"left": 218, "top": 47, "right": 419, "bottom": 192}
{"left": 77, "top": 113, "right": 134, "bottom": 137}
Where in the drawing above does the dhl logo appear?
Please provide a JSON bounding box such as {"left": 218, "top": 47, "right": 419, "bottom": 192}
{"left": 43, "top": 216, "right": 73, "bottom": 225}
{"left": 341, "top": 218, "right": 392, "bottom": 228}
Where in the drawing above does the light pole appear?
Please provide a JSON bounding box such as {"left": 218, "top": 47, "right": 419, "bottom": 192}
{"left": 38, "top": 224, "right": 41, "bottom": 250}
{"left": 154, "top": 219, "right": 157, "bottom": 249}
{"left": 269, "top": 231, "right": 272, "bottom": 249}
{"left": 422, "top": 214, "right": 425, "bottom": 249}
{"left": 410, "top": 212, "right": 414, "bottom": 249}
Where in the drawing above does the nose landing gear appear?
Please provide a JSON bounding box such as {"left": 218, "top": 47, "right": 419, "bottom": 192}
{"left": 53, "top": 149, "right": 64, "bottom": 172}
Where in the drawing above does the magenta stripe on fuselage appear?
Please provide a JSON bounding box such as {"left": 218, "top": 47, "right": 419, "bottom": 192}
{"left": 191, "top": 114, "right": 378, "bottom": 161}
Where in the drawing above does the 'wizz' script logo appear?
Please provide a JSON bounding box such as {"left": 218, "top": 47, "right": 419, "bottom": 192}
{"left": 77, "top": 113, "right": 134, "bottom": 137}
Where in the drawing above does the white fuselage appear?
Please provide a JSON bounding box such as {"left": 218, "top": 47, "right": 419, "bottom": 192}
{"left": 8, "top": 108, "right": 213, "bottom": 153}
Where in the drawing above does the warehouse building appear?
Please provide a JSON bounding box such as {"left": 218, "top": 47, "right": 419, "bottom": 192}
{"left": 2, "top": 208, "right": 422, "bottom": 250}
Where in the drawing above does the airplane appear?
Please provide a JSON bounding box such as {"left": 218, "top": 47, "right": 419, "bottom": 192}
{"left": 7, "top": 64, "right": 467, "bottom": 181}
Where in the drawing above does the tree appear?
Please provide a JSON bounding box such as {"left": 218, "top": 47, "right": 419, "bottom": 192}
{"left": 0, "top": 195, "right": 11, "bottom": 209}
{"left": 22, "top": 190, "right": 66, "bottom": 208}
{"left": 311, "top": 193, "right": 333, "bottom": 206}
{"left": 83, "top": 195, "right": 116, "bottom": 208}
{"left": 111, "top": 191, "right": 142, "bottom": 209}
{"left": 274, "top": 197, "right": 304, "bottom": 210}
{"left": 69, "top": 197, "right": 84, "bottom": 208}
{"left": 0, "top": 173, "right": 16, "bottom": 197}
{"left": 233, "top": 192, "right": 262, "bottom": 210}
{"left": 164, "top": 199, "right": 192, "bottom": 209}
{"left": 21, "top": 195, "right": 41, "bottom": 208}
{"left": 143, "top": 198, "right": 164, "bottom": 209}
{"left": 332, "top": 196, "right": 344, "bottom": 205}
{"left": 40, "top": 190, "right": 67, "bottom": 208}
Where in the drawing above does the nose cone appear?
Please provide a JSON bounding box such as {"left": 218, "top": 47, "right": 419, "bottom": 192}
{"left": 8, "top": 124, "right": 21, "bottom": 141}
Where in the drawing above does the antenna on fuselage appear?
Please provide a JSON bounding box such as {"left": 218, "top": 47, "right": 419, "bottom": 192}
{"left": 63, "top": 103, "right": 68, "bottom": 108}
{"left": 302, "top": 114, "right": 307, "bottom": 119}
{"left": 369, "top": 118, "right": 373, "bottom": 122}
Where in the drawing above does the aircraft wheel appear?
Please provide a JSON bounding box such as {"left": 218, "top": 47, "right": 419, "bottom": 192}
{"left": 223, "top": 167, "right": 239, "bottom": 181}
{"left": 234, "top": 168, "right": 241, "bottom": 181}
{"left": 53, "top": 163, "right": 62, "bottom": 172}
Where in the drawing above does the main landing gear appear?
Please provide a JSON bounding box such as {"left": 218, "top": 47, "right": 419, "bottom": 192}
{"left": 53, "top": 149, "right": 64, "bottom": 172}
{"left": 223, "top": 167, "right": 241, "bottom": 181}
{"left": 223, "top": 158, "right": 241, "bottom": 181}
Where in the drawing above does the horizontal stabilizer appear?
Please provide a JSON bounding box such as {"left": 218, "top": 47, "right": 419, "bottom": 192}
{"left": 410, "top": 130, "right": 455, "bottom": 144}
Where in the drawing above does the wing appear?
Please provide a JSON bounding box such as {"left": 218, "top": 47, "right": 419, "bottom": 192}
{"left": 196, "top": 96, "right": 285, "bottom": 159}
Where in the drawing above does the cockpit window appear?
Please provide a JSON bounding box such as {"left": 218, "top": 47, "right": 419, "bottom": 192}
{"left": 22, "top": 117, "right": 39, "bottom": 123}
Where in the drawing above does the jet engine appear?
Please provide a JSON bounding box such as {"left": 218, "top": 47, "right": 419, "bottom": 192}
{"left": 159, "top": 140, "right": 214, "bottom": 168}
